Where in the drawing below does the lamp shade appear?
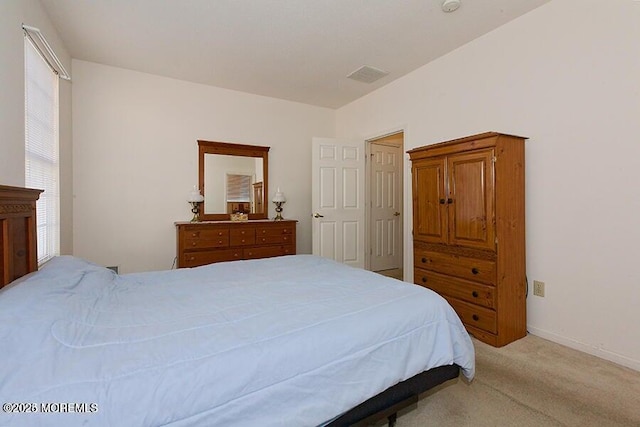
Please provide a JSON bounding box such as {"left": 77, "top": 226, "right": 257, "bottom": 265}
{"left": 272, "top": 188, "right": 286, "bottom": 203}
{"left": 187, "top": 186, "right": 205, "bottom": 203}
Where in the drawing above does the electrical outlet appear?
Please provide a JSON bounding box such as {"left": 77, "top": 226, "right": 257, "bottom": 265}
{"left": 533, "top": 280, "right": 545, "bottom": 297}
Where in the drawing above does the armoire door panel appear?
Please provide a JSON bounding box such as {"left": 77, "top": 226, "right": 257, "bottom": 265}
{"left": 447, "top": 149, "right": 495, "bottom": 250}
{"left": 412, "top": 158, "right": 447, "bottom": 244}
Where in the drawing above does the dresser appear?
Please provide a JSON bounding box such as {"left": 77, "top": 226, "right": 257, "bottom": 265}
{"left": 408, "top": 132, "right": 526, "bottom": 347}
{"left": 176, "top": 220, "right": 296, "bottom": 268}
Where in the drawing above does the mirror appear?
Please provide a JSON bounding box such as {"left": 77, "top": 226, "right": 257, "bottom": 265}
{"left": 198, "top": 140, "right": 270, "bottom": 221}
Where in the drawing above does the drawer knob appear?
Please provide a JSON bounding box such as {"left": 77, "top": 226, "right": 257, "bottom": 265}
{"left": 218, "top": 240, "right": 223, "bottom": 244}
{"left": 283, "top": 236, "right": 288, "bottom": 241}
{"left": 192, "top": 242, "right": 196, "bottom": 246}
{"left": 421, "top": 257, "right": 427, "bottom": 263}
{"left": 189, "top": 256, "right": 195, "bottom": 261}
{"left": 439, "top": 199, "right": 445, "bottom": 204}
{"left": 421, "top": 277, "right": 427, "bottom": 283}
{"left": 471, "top": 268, "right": 479, "bottom": 275}
{"left": 472, "top": 291, "right": 479, "bottom": 298}
{"left": 191, "top": 233, "right": 198, "bottom": 237}
{"left": 472, "top": 314, "right": 479, "bottom": 321}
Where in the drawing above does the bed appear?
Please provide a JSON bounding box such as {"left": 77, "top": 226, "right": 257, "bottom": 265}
{"left": 0, "top": 187, "right": 474, "bottom": 427}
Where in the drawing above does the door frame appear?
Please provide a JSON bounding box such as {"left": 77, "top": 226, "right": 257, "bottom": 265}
{"left": 364, "top": 126, "right": 407, "bottom": 278}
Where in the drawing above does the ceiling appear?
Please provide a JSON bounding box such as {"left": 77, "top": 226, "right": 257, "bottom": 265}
{"left": 40, "top": 0, "right": 550, "bottom": 109}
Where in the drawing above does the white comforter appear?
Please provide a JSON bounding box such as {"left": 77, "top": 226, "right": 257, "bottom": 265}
{"left": 0, "top": 255, "right": 474, "bottom": 426}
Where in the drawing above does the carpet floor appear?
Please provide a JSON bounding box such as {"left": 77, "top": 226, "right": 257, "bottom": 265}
{"left": 386, "top": 334, "right": 640, "bottom": 426}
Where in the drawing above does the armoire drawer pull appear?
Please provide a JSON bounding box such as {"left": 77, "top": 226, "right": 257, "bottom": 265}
{"left": 472, "top": 314, "right": 480, "bottom": 321}
{"left": 421, "top": 277, "right": 427, "bottom": 283}
{"left": 472, "top": 291, "right": 479, "bottom": 298}
{"left": 439, "top": 199, "right": 445, "bottom": 204}
{"left": 421, "top": 257, "right": 428, "bottom": 263}
{"left": 471, "top": 268, "right": 479, "bottom": 275}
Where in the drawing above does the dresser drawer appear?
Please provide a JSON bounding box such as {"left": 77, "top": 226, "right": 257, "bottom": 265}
{"left": 414, "top": 249, "right": 496, "bottom": 285}
{"left": 244, "top": 245, "right": 294, "bottom": 259}
{"left": 182, "top": 229, "right": 229, "bottom": 249}
{"left": 414, "top": 268, "right": 495, "bottom": 309}
{"left": 182, "top": 249, "right": 241, "bottom": 267}
{"left": 256, "top": 225, "right": 295, "bottom": 236}
{"left": 184, "top": 231, "right": 229, "bottom": 250}
{"left": 230, "top": 228, "right": 256, "bottom": 246}
{"left": 256, "top": 233, "right": 294, "bottom": 245}
{"left": 444, "top": 296, "right": 497, "bottom": 334}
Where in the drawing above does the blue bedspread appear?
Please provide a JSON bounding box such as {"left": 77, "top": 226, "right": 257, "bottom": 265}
{"left": 0, "top": 255, "right": 474, "bottom": 426}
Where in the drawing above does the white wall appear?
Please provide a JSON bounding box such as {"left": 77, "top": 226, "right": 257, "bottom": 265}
{"left": 336, "top": 0, "right": 640, "bottom": 371}
{"left": 0, "top": 0, "right": 73, "bottom": 254}
{"left": 72, "top": 60, "right": 334, "bottom": 273}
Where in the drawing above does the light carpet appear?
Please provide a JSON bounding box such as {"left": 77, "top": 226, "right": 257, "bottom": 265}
{"left": 387, "top": 334, "right": 640, "bottom": 426}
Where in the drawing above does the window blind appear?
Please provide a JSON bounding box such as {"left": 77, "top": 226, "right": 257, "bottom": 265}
{"left": 226, "top": 174, "right": 252, "bottom": 202}
{"left": 25, "top": 36, "right": 60, "bottom": 265}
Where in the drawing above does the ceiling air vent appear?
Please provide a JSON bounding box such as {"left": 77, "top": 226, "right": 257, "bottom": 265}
{"left": 347, "top": 65, "right": 389, "bottom": 84}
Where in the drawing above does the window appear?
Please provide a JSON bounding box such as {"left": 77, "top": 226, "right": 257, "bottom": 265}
{"left": 24, "top": 35, "right": 60, "bottom": 264}
{"left": 226, "top": 174, "right": 252, "bottom": 202}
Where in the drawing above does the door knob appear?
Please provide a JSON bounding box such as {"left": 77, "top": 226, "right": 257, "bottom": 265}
{"left": 313, "top": 213, "right": 324, "bottom": 218}
{"left": 393, "top": 212, "right": 400, "bottom": 216}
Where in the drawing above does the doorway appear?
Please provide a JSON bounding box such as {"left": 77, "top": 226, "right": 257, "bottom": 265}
{"left": 367, "top": 132, "right": 404, "bottom": 280}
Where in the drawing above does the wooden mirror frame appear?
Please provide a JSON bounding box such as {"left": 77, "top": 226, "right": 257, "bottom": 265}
{"left": 198, "top": 140, "right": 270, "bottom": 221}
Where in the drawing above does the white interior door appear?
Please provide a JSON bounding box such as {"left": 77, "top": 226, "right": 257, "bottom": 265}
{"left": 369, "top": 142, "right": 402, "bottom": 271}
{"left": 312, "top": 137, "right": 365, "bottom": 268}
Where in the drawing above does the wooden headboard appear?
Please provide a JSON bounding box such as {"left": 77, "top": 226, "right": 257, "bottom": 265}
{"left": 0, "top": 185, "right": 43, "bottom": 288}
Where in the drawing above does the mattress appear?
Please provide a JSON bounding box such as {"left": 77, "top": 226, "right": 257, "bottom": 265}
{"left": 0, "top": 255, "right": 474, "bottom": 426}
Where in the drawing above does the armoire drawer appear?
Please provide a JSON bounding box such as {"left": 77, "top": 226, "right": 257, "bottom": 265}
{"left": 414, "top": 249, "right": 496, "bottom": 285}
{"left": 414, "top": 268, "right": 495, "bottom": 309}
{"left": 444, "top": 296, "right": 497, "bottom": 334}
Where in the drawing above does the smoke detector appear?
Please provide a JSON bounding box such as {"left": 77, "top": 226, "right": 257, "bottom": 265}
{"left": 442, "top": 0, "right": 461, "bottom": 12}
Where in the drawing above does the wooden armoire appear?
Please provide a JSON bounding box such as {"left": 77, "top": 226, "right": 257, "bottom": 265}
{"left": 408, "top": 132, "right": 527, "bottom": 347}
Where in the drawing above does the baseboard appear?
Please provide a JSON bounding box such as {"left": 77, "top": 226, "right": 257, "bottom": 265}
{"left": 527, "top": 327, "right": 640, "bottom": 372}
